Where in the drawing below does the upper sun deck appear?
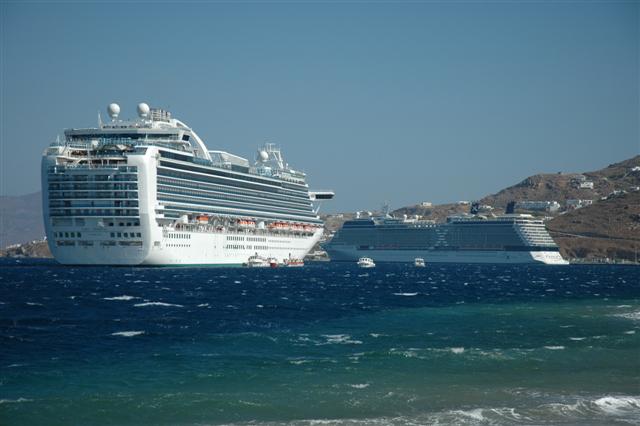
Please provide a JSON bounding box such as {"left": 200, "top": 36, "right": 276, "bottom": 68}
{"left": 446, "top": 213, "right": 544, "bottom": 225}
{"left": 48, "top": 103, "right": 308, "bottom": 185}
{"left": 343, "top": 213, "right": 546, "bottom": 229}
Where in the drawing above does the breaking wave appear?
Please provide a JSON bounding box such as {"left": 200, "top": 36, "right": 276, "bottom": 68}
{"left": 133, "top": 301, "right": 184, "bottom": 308}
{"left": 111, "top": 331, "right": 145, "bottom": 337}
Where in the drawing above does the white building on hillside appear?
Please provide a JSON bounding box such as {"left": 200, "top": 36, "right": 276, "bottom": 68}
{"left": 578, "top": 181, "right": 594, "bottom": 189}
{"left": 516, "top": 201, "right": 561, "bottom": 212}
{"left": 566, "top": 199, "right": 593, "bottom": 210}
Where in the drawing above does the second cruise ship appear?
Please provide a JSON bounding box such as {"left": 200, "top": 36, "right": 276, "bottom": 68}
{"left": 41, "top": 102, "right": 333, "bottom": 266}
{"left": 325, "top": 212, "right": 568, "bottom": 265}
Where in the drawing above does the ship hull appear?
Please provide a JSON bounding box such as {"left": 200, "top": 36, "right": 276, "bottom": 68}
{"left": 48, "top": 228, "right": 322, "bottom": 266}
{"left": 325, "top": 245, "right": 568, "bottom": 265}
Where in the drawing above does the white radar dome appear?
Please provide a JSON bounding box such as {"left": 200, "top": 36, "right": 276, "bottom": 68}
{"left": 258, "top": 150, "right": 269, "bottom": 162}
{"left": 137, "top": 102, "right": 150, "bottom": 118}
{"left": 107, "top": 103, "right": 120, "bottom": 119}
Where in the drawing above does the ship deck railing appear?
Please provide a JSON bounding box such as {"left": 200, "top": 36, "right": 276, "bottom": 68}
{"left": 51, "top": 140, "right": 309, "bottom": 184}
{"left": 168, "top": 223, "right": 316, "bottom": 239}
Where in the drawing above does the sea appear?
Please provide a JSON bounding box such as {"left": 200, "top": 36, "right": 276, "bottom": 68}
{"left": 1, "top": 259, "right": 639, "bottom": 425}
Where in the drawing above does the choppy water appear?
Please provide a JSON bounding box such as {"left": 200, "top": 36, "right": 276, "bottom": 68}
{"left": 1, "top": 259, "right": 639, "bottom": 425}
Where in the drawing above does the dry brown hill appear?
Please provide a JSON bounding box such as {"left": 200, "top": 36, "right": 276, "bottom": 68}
{"left": 547, "top": 191, "right": 640, "bottom": 262}
{"left": 392, "top": 203, "right": 470, "bottom": 223}
{"left": 480, "top": 155, "right": 640, "bottom": 209}
{"left": 0, "top": 239, "right": 52, "bottom": 258}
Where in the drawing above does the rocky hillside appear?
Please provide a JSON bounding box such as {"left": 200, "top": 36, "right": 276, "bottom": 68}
{"left": 351, "top": 155, "right": 640, "bottom": 263}
{"left": 547, "top": 191, "right": 640, "bottom": 262}
{"left": 0, "top": 192, "right": 45, "bottom": 247}
{"left": 392, "top": 203, "right": 470, "bottom": 223}
{"left": 0, "top": 239, "right": 51, "bottom": 258}
{"left": 479, "top": 155, "right": 640, "bottom": 209}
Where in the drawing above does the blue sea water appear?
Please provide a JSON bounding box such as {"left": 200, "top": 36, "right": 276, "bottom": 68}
{"left": 1, "top": 259, "right": 639, "bottom": 425}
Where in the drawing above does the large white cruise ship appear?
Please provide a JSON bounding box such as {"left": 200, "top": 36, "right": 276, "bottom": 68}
{"left": 41, "top": 103, "right": 333, "bottom": 266}
{"left": 325, "top": 213, "right": 569, "bottom": 265}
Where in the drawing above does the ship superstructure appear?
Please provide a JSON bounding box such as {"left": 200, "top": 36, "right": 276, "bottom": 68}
{"left": 325, "top": 213, "right": 568, "bottom": 264}
{"left": 41, "top": 102, "right": 333, "bottom": 265}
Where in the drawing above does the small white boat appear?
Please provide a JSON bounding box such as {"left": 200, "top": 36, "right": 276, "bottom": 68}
{"left": 268, "top": 257, "right": 279, "bottom": 268}
{"left": 357, "top": 257, "right": 376, "bottom": 268}
{"left": 244, "top": 254, "right": 270, "bottom": 268}
{"left": 414, "top": 257, "right": 425, "bottom": 267}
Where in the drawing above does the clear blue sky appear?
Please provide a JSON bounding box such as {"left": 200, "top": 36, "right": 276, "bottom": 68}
{"left": 1, "top": 1, "right": 638, "bottom": 212}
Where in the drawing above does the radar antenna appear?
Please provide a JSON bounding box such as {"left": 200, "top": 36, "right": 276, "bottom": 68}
{"left": 107, "top": 103, "right": 120, "bottom": 121}
{"left": 381, "top": 202, "right": 391, "bottom": 217}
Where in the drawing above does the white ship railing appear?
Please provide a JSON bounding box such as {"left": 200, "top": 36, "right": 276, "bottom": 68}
{"left": 166, "top": 223, "right": 317, "bottom": 239}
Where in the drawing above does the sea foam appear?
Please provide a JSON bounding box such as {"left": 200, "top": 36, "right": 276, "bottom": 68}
{"left": 0, "top": 398, "right": 32, "bottom": 404}
{"left": 321, "top": 334, "right": 363, "bottom": 345}
{"left": 103, "top": 295, "right": 138, "bottom": 301}
{"left": 111, "top": 331, "right": 145, "bottom": 337}
{"left": 593, "top": 396, "right": 640, "bottom": 415}
{"left": 134, "top": 302, "right": 183, "bottom": 308}
{"left": 614, "top": 310, "right": 640, "bottom": 321}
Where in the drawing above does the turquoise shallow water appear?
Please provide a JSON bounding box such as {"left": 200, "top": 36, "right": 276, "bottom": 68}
{"left": 1, "top": 260, "right": 639, "bottom": 425}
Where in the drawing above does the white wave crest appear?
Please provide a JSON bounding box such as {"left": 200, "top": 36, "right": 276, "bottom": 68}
{"left": 111, "top": 331, "right": 145, "bottom": 337}
{"left": 289, "top": 359, "right": 310, "bottom": 365}
{"left": 393, "top": 292, "right": 418, "bottom": 296}
{"left": 614, "top": 310, "right": 640, "bottom": 321}
{"left": 103, "top": 295, "right": 138, "bottom": 301}
{"left": 0, "top": 398, "right": 32, "bottom": 404}
{"left": 320, "top": 334, "right": 363, "bottom": 345}
{"left": 593, "top": 396, "right": 640, "bottom": 415}
{"left": 349, "top": 383, "right": 370, "bottom": 389}
{"left": 543, "top": 346, "right": 565, "bottom": 350}
{"left": 450, "top": 408, "right": 485, "bottom": 421}
{"left": 218, "top": 396, "right": 640, "bottom": 425}
{"left": 541, "top": 395, "right": 640, "bottom": 420}
{"left": 134, "top": 302, "right": 183, "bottom": 308}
